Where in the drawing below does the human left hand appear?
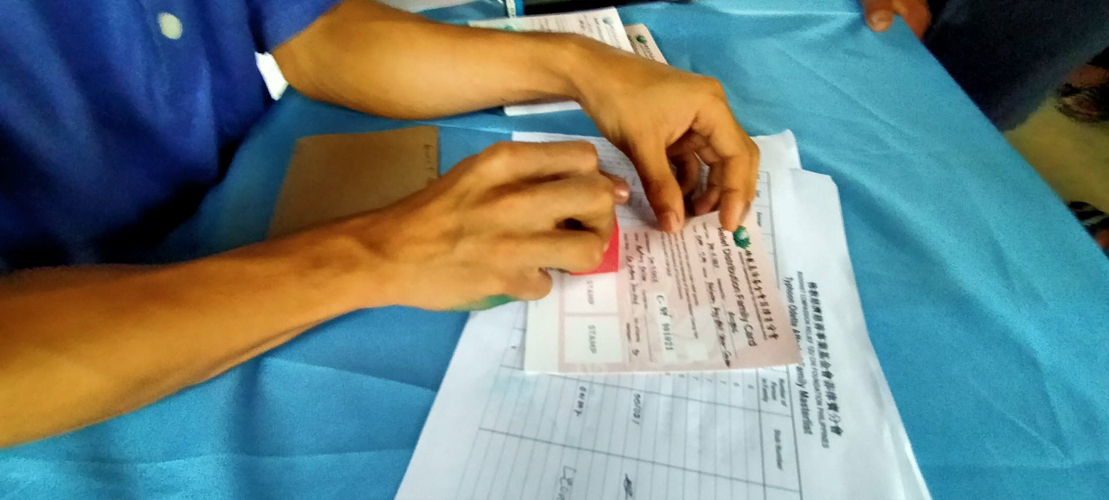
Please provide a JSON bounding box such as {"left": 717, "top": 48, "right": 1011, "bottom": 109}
{"left": 569, "top": 41, "right": 760, "bottom": 233}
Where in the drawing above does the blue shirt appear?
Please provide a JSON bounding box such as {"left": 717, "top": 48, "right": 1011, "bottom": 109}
{"left": 0, "top": 0, "right": 340, "bottom": 270}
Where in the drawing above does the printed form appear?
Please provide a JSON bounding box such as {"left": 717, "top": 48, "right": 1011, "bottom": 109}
{"left": 516, "top": 133, "right": 801, "bottom": 373}
{"left": 396, "top": 132, "right": 931, "bottom": 500}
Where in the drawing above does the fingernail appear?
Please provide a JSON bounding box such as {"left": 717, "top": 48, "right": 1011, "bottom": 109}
{"left": 870, "top": 12, "right": 893, "bottom": 30}
{"left": 663, "top": 211, "right": 682, "bottom": 233}
{"left": 868, "top": 11, "right": 893, "bottom": 30}
{"left": 614, "top": 184, "right": 631, "bottom": 204}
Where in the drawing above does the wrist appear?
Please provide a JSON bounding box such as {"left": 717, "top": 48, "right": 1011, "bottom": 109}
{"left": 252, "top": 224, "right": 388, "bottom": 313}
{"left": 539, "top": 34, "right": 606, "bottom": 103}
{"left": 306, "top": 211, "right": 437, "bottom": 310}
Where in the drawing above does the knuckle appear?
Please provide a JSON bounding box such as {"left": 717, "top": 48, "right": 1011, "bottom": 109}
{"left": 600, "top": 187, "right": 617, "bottom": 209}
{"left": 747, "top": 138, "right": 761, "bottom": 168}
{"left": 589, "top": 176, "right": 617, "bottom": 205}
{"left": 566, "top": 141, "right": 599, "bottom": 172}
{"left": 514, "top": 271, "right": 553, "bottom": 301}
{"left": 488, "top": 141, "right": 518, "bottom": 155}
{"left": 585, "top": 247, "right": 605, "bottom": 270}
{"left": 493, "top": 191, "right": 528, "bottom": 214}
{"left": 486, "top": 236, "right": 519, "bottom": 264}
{"left": 575, "top": 237, "right": 606, "bottom": 270}
{"left": 534, "top": 274, "right": 555, "bottom": 299}
{"left": 483, "top": 272, "right": 512, "bottom": 296}
{"left": 481, "top": 142, "right": 519, "bottom": 168}
{"left": 453, "top": 151, "right": 487, "bottom": 178}
{"left": 574, "top": 140, "right": 599, "bottom": 159}
{"left": 700, "top": 76, "right": 726, "bottom": 97}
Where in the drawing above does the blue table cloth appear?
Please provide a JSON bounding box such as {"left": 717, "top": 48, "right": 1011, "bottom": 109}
{"left": 3, "top": 1, "right": 1108, "bottom": 499}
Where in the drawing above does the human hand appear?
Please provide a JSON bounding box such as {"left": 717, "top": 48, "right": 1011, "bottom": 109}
{"left": 860, "top": 0, "right": 931, "bottom": 39}
{"left": 342, "top": 141, "right": 629, "bottom": 310}
{"left": 568, "top": 41, "right": 760, "bottom": 234}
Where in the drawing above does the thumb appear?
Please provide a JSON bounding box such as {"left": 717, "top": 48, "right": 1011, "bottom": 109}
{"left": 861, "top": 0, "right": 895, "bottom": 31}
{"left": 625, "top": 138, "right": 685, "bottom": 233}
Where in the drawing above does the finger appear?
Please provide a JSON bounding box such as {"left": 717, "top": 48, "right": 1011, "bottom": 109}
{"left": 861, "top": 0, "right": 895, "bottom": 31}
{"left": 674, "top": 152, "right": 702, "bottom": 197}
{"left": 502, "top": 268, "right": 554, "bottom": 301}
{"left": 896, "top": 0, "right": 931, "bottom": 38}
{"left": 691, "top": 100, "right": 761, "bottom": 231}
{"left": 508, "top": 174, "right": 617, "bottom": 234}
{"left": 625, "top": 137, "right": 685, "bottom": 233}
{"left": 718, "top": 144, "right": 760, "bottom": 230}
{"left": 600, "top": 172, "right": 632, "bottom": 205}
{"left": 666, "top": 131, "right": 708, "bottom": 157}
{"left": 693, "top": 185, "right": 721, "bottom": 216}
{"left": 472, "top": 141, "right": 599, "bottom": 186}
{"left": 509, "top": 231, "right": 609, "bottom": 274}
{"left": 668, "top": 133, "right": 726, "bottom": 171}
{"left": 690, "top": 136, "right": 727, "bottom": 208}
{"left": 693, "top": 165, "right": 724, "bottom": 215}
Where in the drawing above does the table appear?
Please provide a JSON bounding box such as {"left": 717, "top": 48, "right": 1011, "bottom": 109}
{"left": 3, "top": 1, "right": 1108, "bottom": 498}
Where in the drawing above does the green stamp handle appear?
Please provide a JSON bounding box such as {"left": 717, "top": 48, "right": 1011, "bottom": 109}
{"left": 450, "top": 294, "right": 517, "bottom": 311}
{"left": 734, "top": 226, "right": 751, "bottom": 249}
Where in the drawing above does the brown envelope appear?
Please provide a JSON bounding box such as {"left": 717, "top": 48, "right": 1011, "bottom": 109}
{"left": 268, "top": 126, "right": 439, "bottom": 238}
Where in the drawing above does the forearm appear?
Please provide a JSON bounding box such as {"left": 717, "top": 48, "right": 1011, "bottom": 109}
{"left": 0, "top": 229, "right": 373, "bottom": 447}
{"left": 274, "top": 0, "right": 599, "bottom": 119}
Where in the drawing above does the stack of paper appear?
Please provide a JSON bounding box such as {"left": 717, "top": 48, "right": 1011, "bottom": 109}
{"left": 396, "top": 131, "right": 931, "bottom": 500}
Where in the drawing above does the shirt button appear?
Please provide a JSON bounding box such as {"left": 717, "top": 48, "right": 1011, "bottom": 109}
{"left": 158, "top": 13, "right": 183, "bottom": 40}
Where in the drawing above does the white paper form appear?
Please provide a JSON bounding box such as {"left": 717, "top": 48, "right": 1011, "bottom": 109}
{"left": 400, "top": 303, "right": 811, "bottom": 500}
{"left": 625, "top": 24, "right": 668, "bottom": 64}
{"left": 515, "top": 133, "right": 800, "bottom": 374}
{"left": 396, "top": 137, "right": 931, "bottom": 500}
{"left": 762, "top": 168, "right": 930, "bottom": 500}
{"left": 470, "top": 11, "right": 664, "bottom": 116}
{"left": 530, "top": 212, "right": 801, "bottom": 373}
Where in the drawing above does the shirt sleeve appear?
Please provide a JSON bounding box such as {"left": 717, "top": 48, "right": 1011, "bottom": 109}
{"left": 247, "top": 0, "right": 346, "bottom": 53}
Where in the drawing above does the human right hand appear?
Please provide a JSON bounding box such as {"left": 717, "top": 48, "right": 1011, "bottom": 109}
{"left": 860, "top": 0, "right": 931, "bottom": 39}
{"left": 340, "top": 141, "right": 628, "bottom": 310}
{"left": 569, "top": 40, "right": 759, "bottom": 234}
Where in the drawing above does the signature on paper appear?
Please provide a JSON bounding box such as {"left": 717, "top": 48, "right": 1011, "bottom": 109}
{"left": 556, "top": 466, "right": 576, "bottom": 500}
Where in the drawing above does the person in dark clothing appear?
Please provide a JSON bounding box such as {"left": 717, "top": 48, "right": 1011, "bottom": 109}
{"left": 861, "top": 0, "right": 1109, "bottom": 130}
